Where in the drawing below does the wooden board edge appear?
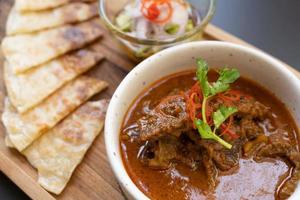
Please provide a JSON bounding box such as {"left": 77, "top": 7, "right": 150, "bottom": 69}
{"left": 205, "top": 24, "right": 300, "bottom": 79}
{"left": 0, "top": 151, "right": 55, "bottom": 200}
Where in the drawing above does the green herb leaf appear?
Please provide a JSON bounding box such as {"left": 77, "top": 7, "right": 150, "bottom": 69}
{"left": 195, "top": 119, "right": 232, "bottom": 149}
{"left": 210, "top": 68, "right": 240, "bottom": 95}
{"left": 218, "top": 68, "right": 240, "bottom": 84}
{"left": 210, "top": 81, "right": 230, "bottom": 95}
{"left": 213, "top": 106, "right": 238, "bottom": 129}
{"left": 196, "top": 58, "right": 211, "bottom": 97}
{"left": 164, "top": 23, "right": 180, "bottom": 35}
{"left": 194, "top": 119, "right": 213, "bottom": 139}
{"left": 194, "top": 58, "right": 240, "bottom": 149}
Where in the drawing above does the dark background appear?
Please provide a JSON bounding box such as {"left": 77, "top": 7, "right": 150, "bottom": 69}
{"left": 1, "top": 0, "right": 300, "bottom": 199}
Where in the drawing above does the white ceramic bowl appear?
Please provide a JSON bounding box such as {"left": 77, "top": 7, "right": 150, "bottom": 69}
{"left": 105, "top": 41, "right": 300, "bottom": 200}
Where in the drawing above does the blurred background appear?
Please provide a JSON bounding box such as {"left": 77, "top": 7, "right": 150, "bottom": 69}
{"left": 211, "top": 0, "right": 300, "bottom": 69}
{"left": 1, "top": 0, "right": 300, "bottom": 199}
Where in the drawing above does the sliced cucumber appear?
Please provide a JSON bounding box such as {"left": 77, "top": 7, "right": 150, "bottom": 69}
{"left": 164, "top": 23, "right": 180, "bottom": 35}
{"left": 135, "top": 46, "right": 153, "bottom": 58}
{"left": 116, "top": 12, "right": 132, "bottom": 32}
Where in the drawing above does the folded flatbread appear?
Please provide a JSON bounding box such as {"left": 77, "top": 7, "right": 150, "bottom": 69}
{"left": 7, "top": 2, "right": 98, "bottom": 35}
{"left": 15, "top": 0, "right": 96, "bottom": 12}
{"left": 2, "top": 76, "right": 108, "bottom": 151}
{"left": 4, "top": 49, "right": 104, "bottom": 113}
{"left": 23, "top": 99, "right": 108, "bottom": 194}
{"left": 1, "top": 18, "right": 103, "bottom": 74}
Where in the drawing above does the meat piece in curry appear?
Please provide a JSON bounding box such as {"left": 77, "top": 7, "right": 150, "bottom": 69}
{"left": 121, "top": 59, "right": 300, "bottom": 200}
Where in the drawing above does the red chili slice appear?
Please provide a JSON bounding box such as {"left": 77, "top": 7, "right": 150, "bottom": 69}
{"left": 141, "top": 0, "right": 173, "bottom": 24}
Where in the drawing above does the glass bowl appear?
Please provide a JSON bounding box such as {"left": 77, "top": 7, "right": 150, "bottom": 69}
{"left": 99, "top": 0, "right": 216, "bottom": 61}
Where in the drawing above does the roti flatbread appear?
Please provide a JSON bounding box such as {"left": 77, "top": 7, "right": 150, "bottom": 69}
{"left": 23, "top": 100, "right": 108, "bottom": 194}
{"left": 4, "top": 49, "right": 104, "bottom": 113}
{"left": 15, "top": 0, "right": 96, "bottom": 12}
{"left": 2, "top": 76, "right": 108, "bottom": 151}
{"left": 7, "top": 2, "right": 98, "bottom": 35}
{"left": 1, "top": 18, "right": 103, "bottom": 74}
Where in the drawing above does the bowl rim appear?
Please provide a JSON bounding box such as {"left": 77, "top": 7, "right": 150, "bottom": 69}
{"left": 105, "top": 41, "right": 300, "bottom": 200}
{"left": 99, "top": 0, "right": 216, "bottom": 45}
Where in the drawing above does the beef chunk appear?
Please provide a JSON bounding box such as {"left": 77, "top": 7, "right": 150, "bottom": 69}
{"left": 186, "top": 131, "right": 241, "bottom": 172}
{"left": 210, "top": 97, "right": 269, "bottom": 119}
{"left": 289, "top": 151, "right": 300, "bottom": 168}
{"left": 140, "top": 135, "right": 202, "bottom": 170}
{"left": 254, "top": 134, "right": 300, "bottom": 199}
{"left": 213, "top": 140, "right": 241, "bottom": 171}
{"left": 137, "top": 95, "right": 190, "bottom": 141}
{"left": 147, "top": 136, "right": 178, "bottom": 169}
{"left": 256, "top": 142, "right": 292, "bottom": 159}
{"left": 279, "top": 169, "right": 300, "bottom": 200}
{"left": 253, "top": 132, "right": 293, "bottom": 159}
{"left": 240, "top": 117, "right": 264, "bottom": 140}
{"left": 280, "top": 170, "right": 300, "bottom": 199}
{"left": 279, "top": 152, "right": 300, "bottom": 199}
{"left": 254, "top": 131, "right": 295, "bottom": 160}
{"left": 256, "top": 133, "right": 293, "bottom": 159}
{"left": 198, "top": 140, "right": 241, "bottom": 171}
{"left": 235, "top": 98, "right": 269, "bottom": 119}
{"left": 210, "top": 97, "right": 268, "bottom": 141}
{"left": 279, "top": 151, "right": 300, "bottom": 199}
{"left": 202, "top": 153, "right": 218, "bottom": 190}
{"left": 243, "top": 134, "right": 269, "bottom": 157}
{"left": 175, "top": 142, "right": 202, "bottom": 170}
{"left": 268, "top": 131, "right": 292, "bottom": 145}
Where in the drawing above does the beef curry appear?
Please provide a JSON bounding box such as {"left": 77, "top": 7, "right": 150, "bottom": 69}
{"left": 120, "top": 59, "right": 300, "bottom": 200}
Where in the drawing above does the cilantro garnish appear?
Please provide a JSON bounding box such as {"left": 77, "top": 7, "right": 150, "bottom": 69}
{"left": 194, "top": 58, "right": 240, "bottom": 149}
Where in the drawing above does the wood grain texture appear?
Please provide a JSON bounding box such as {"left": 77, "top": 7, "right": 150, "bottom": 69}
{"left": 0, "top": 1, "right": 299, "bottom": 200}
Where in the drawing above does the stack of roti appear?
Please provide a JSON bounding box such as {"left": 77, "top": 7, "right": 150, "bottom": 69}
{"left": 1, "top": 0, "right": 109, "bottom": 195}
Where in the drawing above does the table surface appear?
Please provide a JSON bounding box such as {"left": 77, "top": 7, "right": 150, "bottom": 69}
{"left": 1, "top": 0, "right": 300, "bottom": 199}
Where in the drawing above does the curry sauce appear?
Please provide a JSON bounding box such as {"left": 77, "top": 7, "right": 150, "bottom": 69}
{"left": 120, "top": 70, "right": 299, "bottom": 200}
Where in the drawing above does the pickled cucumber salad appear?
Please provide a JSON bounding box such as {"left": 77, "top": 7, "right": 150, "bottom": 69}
{"left": 115, "top": 0, "right": 201, "bottom": 40}
{"left": 114, "top": 0, "right": 201, "bottom": 59}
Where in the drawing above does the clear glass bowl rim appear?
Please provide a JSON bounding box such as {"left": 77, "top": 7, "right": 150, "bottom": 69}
{"left": 99, "top": 0, "right": 217, "bottom": 45}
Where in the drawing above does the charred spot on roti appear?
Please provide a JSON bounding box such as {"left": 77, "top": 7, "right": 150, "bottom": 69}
{"left": 77, "top": 99, "right": 109, "bottom": 120}
{"left": 62, "top": 121, "right": 85, "bottom": 144}
{"left": 63, "top": 28, "right": 86, "bottom": 45}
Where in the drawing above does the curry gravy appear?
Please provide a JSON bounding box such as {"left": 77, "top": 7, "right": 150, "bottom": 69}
{"left": 120, "top": 70, "right": 299, "bottom": 200}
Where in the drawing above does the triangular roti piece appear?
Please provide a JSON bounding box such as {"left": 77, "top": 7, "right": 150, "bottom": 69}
{"left": 4, "top": 49, "right": 104, "bottom": 113}
{"left": 15, "top": 0, "right": 96, "bottom": 12}
{"left": 1, "top": 18, "right": 103, "bottom": 74}
{"left": 23, "top": 100, "right": 108, "bottom": 194}
{"left": 2, "top": 76, "right": 108, "bottom": 151}
{"left": 7, "top": 2, "right": 98, "bottom": 35}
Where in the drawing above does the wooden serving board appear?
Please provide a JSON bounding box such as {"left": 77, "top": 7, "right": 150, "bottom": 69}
{"left": 0, "top": 1, "right": 299, "bottom": 200}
